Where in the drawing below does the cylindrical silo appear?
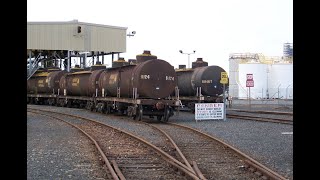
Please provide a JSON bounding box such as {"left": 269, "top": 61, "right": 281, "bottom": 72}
{"left": 267, "top": 63, "right": 293, "bottom": 99}
{"left": 238, "top": 63, "right": 268, "bottom": 99}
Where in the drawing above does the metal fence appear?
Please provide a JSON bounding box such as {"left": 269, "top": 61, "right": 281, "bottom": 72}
{"left": 237, "top": 87, "right": 293, "bottom": 100}
{"left": 226, "top": 98, "right": 293, "bottom": 111}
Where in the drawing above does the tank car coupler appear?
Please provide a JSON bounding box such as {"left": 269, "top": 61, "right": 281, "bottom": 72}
{"left": 155, "top": 102, "right": 165, "bottom": 110}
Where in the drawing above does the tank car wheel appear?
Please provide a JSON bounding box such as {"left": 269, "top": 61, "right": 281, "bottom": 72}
{"left": 137, "top": 111, "right": 142, "bottom": 121}
{"left": 48, "top": 99, "right": 55, "bottom": 106}
{"left": 67, "top": 100, "right": 72, "bottom": 108}
{"left": 97, "top": 103, "right": 105, "bottom": 113}
{"left": 105, "top": 106, "right": 111, "bottom": 114}
{"left": 163, "top": 109, "right": 170, "bottom": 122}
{"left": 157, "top": 116, "right": 162, "bottom": 121}
{"left": 134, "top": 105, "right": 143, "bottom": 121}
{"left": 163, "top": 107, "right": 173, "bottom": 122}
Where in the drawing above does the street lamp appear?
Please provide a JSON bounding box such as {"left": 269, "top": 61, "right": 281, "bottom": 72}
{"left": 127, "top": 31, "right": 136, "bottom": 37}
{"left": 179, "top": 50, "right": 196, "bottom": 68}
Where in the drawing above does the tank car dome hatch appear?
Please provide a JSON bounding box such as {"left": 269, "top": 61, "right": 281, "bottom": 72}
{"left": 112, "top": 57, "right": 129, "bottom": 68}
{"left": 178, "top": 65, "right": 187, "bottom": 69}
{"left": 128, "top": 59, "right": 137, "bottom": 65}
{"left": 90, "top": 61, "right": 106, "bottom": 71}
{"left": 34, "top": 68, "right": 45, "bottom": 73}
{"left": 47, "top": 67, "right": 61, "bottom": 72}
{"left": 136, "top": 50, "right": 158, "bottom": 64}
{"left": 70, "top": 65, "right": 84, "bottom": 73}
{"left": 192, "top": 58, "right": 208, "bottom": 69}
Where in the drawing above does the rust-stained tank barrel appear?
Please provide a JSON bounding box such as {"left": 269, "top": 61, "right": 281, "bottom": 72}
{"left": 60, "top": 68, "right": 106, "bottom": 96}
{"left": 87, "top": 69, "right": 105, "bottom": 96}
{"left": 64, "top": 71, "right": 91, "bottom": 96}
{"left": 176, "top": 65, "right": 228, "bottom": 96}
{"left": 27, "top": 69, "right": 66, "bottom": 94}
{"left": 99, "top": 59, "right": 177, "bottom": 99}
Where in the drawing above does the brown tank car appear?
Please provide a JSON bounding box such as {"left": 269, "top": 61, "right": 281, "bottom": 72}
{"left": 99, "top": 51, "right": 177, "bottom": 99}
{"left": 27, "top": 68, "right": 66, "bottom": 94}
{"left": 176, "top": 65, "right": 228, "bottom": 97}
{"left": 27, "top": 51, "right": 179, "bottom": 122}
{"left": 61, "top": 64, "right": 106, "bottom": 96}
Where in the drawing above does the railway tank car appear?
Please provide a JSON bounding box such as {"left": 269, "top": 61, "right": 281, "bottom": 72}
{"left": 27, "top": 67, "right": 67, "bottom": 105}
{"left": 27, "top": 50, "right": 180, "bottom": 122}
{"left": 99, "top": 51, "right": 176, "bottom": 99}
{"left": 59, "top": 63, "right": 106, "bottom": 97}
{"left": 175, "top": 58, "right": 229, "bottom": 111}
{"left": 95, "top": 51, "right": 177, "bottom": 121}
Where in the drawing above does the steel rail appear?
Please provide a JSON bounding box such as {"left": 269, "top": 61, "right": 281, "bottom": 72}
{"left": 228, "top": 109, "right": 293, "bottom": 116}
{"left": 168, "top": 122, "right": 289, "bottom": 180}
{"left": 28, "top": 110, "right": 121, "bottom": 180}
{"left": 27, "top": 108, "right": 200, "bottom": 180}
{"left": 227, "top": 114, "right": 293, "bottom": 125}
{"left": 146, "top": 124, "right": 196, "bottom": 174}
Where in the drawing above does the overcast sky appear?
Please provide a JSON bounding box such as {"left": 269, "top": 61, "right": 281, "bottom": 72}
{"left": 27, "top": 0, "right": 292, "bottom": 72}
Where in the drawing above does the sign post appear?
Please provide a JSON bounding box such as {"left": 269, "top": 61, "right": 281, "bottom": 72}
{"left": 220, "top": 72, "right": 228, "bottom": 121}
{"left": 246, "top": 74, "right": 254, "bottom": 108}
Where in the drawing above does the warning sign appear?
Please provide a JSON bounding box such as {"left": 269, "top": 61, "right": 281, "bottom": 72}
{"left": 246, "top": 73, "right": 254, "bottom": 87}
{"left": 246, "top": 80, "right": 254, "bottom": 87}
{"left": 220, "top": 72, "right": 228, "bottom": 84}
{"left": 195, "top": 103, "right": 224, "bottom": 120}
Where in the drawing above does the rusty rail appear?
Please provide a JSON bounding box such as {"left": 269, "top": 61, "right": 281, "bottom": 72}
{"left": 28, "top": 108, "right": 200, "bottom": 180}
{"left": 168, "top": 122, "right": 288, "bottom": 180}
{"left": 28, "top": 110, "right": 121, "bottom": 180}
{"left": 227, "top": 114, "right": 293, "bottom": 125}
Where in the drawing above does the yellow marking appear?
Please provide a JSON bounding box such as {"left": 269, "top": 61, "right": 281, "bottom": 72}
{"left": 38, "top": 79, "right": 44, "bottom": 87}
{"left": 109, "top": 74, "right": 117, "bottom": 84}
{"left": 72, "top": 78, "right": 80, "bottom": 86}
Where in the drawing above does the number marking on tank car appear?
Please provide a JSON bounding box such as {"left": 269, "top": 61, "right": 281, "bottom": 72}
{"left": 166, "top": 76, "right": 174, "bottom": 81}
{"left": 202, "top": 80, "right": 212, "bottom": 83}
{"left": 141, "top": 75, "right": 150, "bottom": 79}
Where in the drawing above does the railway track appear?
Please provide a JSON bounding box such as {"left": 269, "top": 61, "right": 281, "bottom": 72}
{"left": 28, "top": 106, "right": 289, "bottom": 179}
{"left": 226, "top": 109, "right": 293, "bottom": 125}
{"left": 28, "top": 108, "right": 199, "bottom": 179}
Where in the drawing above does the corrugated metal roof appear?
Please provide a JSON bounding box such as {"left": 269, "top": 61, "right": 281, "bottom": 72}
{"left": 27, "top": 20, "right": 127, "bottom": 30}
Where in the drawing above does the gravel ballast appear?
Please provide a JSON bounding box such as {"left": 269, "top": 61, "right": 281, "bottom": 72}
{"left": 27, "top": 111, "right": 108, "bottom": 180}
{"left": 28, "top": 104, "right": 293, "bottom": 179}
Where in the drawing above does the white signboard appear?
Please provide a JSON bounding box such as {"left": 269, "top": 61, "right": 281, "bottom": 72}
{"left": 195, "top": 103, "right": 224, "bottom": 120}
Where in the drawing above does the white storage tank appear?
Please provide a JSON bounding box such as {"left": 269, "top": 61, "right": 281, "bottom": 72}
{"left": 238, "top": 63, "right": 268, "bottom": 99}
{"left": 267, "top": 63, "right": 293, "bottom": 99}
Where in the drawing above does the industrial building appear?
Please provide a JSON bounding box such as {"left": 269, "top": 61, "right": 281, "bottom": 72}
{"left": 27, "top": 20, "right": 128, "bottom": 79}
{"left": 228, "top": 43, "right": 293, "bottom": 99}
